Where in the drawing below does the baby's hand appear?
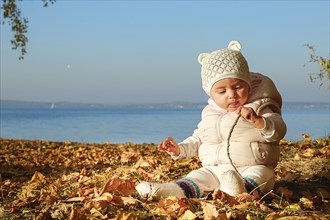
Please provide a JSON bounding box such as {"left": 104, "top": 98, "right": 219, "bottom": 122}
{"left": 236, "top": 107, "right": 265, "bottom": 129}
{"left": 158, "top": 137, "right": 180, "bottom": 157}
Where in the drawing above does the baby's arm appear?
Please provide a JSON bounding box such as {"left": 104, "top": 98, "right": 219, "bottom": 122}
{"left": 237, "top": 106, "right": 286, "bottom": 142}
{"left": 158, "top": 137, "right": 181, "bottom": 157}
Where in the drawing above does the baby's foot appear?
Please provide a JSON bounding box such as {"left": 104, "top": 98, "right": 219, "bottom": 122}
{"left": 220, "top": 170, "right": 246, "bottom": 196}
{"left": 135, "top": 182, "right": 185, "bottom": 201}
{"left": 135, "top": 182, "right": 160, "bottom": 200}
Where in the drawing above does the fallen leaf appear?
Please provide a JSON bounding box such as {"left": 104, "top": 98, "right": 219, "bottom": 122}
{"left": 259, "top": 203, "right": 274, "bottom": 213}
{"left": 116, "top": 179, "right": 136, "bottom": 196}
{"left": 284, "top": 203, "right": 302, "bottom": 212}
{"left": 202, "top": 202, "right": 218, "bottom": 219}
{"left": 235, "top": 193, "right": 258, "bottom": 203}
{"left": 98, "top": 175, "right": 122, "bottom": 195}
{"left": 302, "top": 148, "right": 318, "bottom": 157}
{"left": 66, "top": 197, "right": 85, "bottom": 202}
{"left": 320, "top": 145, "right": 330, "bottom": 157}
{"left": 281, "top": 172, "right": 301, "bottom": 182}
{"left": 302, "top": 133, "right": 311, "bottom": 141}
{"left": 89, "top": 207, "right": 108, "bottom": 219}
{"left": 299, "top": 197, "right": 314, "bottom": 209}
{"left": 212, "top": 189, "right": 238, "bottom": 205}
{"left": 276, "top": 187, "right": 293, "bottom": 200}
{"left": 121, "top": 196, "right": 138, "bottom": 206}
{"left": 93, "top": 192, "right": 113, "bottom": 202}
{"left": 178, "top": 209, "right": 197, "bottom": 220}
{"left": 30, "top": 171, "right": 47, "bottom": 185}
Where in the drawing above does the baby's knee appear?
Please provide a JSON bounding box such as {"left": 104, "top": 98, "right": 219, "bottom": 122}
{"left": 242, "top": 165, "right": 275, "bottom": 194}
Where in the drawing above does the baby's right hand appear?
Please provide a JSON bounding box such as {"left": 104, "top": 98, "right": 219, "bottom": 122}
{"left": 158, "top": 137, "right": 180, "bottom": 157}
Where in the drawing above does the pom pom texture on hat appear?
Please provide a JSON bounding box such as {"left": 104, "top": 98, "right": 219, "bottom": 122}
{"left": 199, "top": 41, "right": 250, "bottom": 96}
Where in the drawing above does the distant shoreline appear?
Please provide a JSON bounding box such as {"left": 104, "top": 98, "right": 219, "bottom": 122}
{"left": 0, "top": 99, "right": 329, "bottom": 110}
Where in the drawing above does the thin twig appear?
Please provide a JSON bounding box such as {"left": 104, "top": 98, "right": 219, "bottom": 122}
{"left": 259, "top": 189, "right": 273, "bottom": 201}
{"left": 226, "top": 114, "right": 255, "bottom": 190}
{"left": 226, "top": 114, "right": 243, "bottom": 177}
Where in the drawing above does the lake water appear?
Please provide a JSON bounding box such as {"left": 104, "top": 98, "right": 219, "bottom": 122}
{"left": 0, "top": 107, "right": 329, "bottom": 144}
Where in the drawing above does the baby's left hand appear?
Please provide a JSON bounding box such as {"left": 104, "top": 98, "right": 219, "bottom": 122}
{"left": 236, "top": 107, "right": 265, "bottom": 129}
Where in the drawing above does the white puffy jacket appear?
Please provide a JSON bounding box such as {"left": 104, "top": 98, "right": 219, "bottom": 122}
{"left": 174, "top": 73, "right": 287, "bottom": 168}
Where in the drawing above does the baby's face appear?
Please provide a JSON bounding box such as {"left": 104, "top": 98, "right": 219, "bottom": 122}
{"left": 210, "top": 78, "right": 249, "bottom": 112}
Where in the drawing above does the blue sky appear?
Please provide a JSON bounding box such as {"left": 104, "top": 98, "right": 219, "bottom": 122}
{"left": 1, "top": 0, "right": 329, "bottom": 104}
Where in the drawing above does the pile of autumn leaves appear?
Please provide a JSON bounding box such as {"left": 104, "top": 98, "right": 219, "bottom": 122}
{"left": 0, "top": 134, "right": 329, "bottom": 219}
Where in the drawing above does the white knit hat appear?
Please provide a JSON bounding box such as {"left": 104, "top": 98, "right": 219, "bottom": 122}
{"left": 198, "top": 40, "right": 250, "bottom": 96}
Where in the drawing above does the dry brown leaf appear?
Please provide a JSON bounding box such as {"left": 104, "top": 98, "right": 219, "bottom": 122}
{"left": 93, "top": 200, "right": 110, "bottom": 210}
{"left": 156, "top": 196, "right": 181, "bottom": 217}
{"left": 1, "top": 138, "right": 330, "bottom": 219}
{"left": 30, "top": 171, "right": 47, "bottom": 184}
{"left": 235, "top": 192, "right": 258, "bottom": 203}
{"left": 259, "top": 203, "right": 274, "bottom": 213}
{"left": 93, "top": 192, "right": 113, "bottom": 203}
{"left": 110, "top": 195, "right": 124, "bottom": 206}
{"left": 302, "top": 133, "right": 312, "bottom": 141}
{"left": 61, "top": 172, "right": 80, "bottom": 183}
{"left": 281, "top": 171, "right": 301, "bottom": 182}
{"left": 320, "top": 145, "right": 330, "bottom": 156}
{"left": 302, "top": 148, "right": 318, "bottom": 157}
{"left": 116, "top": 179, "right": 136, "bottom": 196}
{"left": 211, "top": 189, "right": 238, "bottom": 205}
{"left": 276, "top": 187, "right": 293, "bottom": 200}
{"left": 299, "top": 142, "right": 311, "bottom": 149}
{"left": 98, "top": 175, "right": 122, "bottom": 195}
{"left": 233, "top": 201, "right": 251, "bottom": 210}
{"left": 80, "top": 187, "right": 94, "bottom": 197}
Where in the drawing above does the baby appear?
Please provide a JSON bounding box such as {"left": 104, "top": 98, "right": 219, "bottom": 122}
{"left": 136, "top": 40, "right": 287, "bottom": 200}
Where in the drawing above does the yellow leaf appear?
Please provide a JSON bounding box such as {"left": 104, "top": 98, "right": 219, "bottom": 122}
{"left": 138, "top": 161, "right": 151, "bottom": 168}
{"left": 302, "top": 148, "right": 318, "bottom": 158}
{"left": 93, "top": 192, "right": 113, "bottom": 202}
{"left": 293, "top": 153, "right": 300, "bottom": 160}
{"left": 89, "top": 208, "right": 108, "bottom": 219}
{"left": 121, "top": 196, "right": 138, "bottom": 206}
{"left": 174, "top": 158, "right": 194, "bottom": 168}
{"left": 202, "top": 202, "right": 218, "bottom": 219}
{"left": 66, "top": 197, "right": 85, "bottom": 202}
{"left": 116, "top": 210, "right": 148, "bottom": 220}
{"left": 4, "top": 179, "right": 11, "bottom": 186}
{"left": 30, "top": 171, "right": 46, "bottom": 184}
{"left": 178, "top": 209, "right": 197, "bottom": 220}
{"left": 299, "top": 197, "right": 314, "bottom": 209}
{"left": 285, "top": 203, "right": 302, "bottom": 212}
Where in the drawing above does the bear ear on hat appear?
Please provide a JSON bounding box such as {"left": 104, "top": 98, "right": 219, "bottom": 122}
{"left": 228, "top": 40, "right": 241, "bottom": 51}
{"left": 198, "top": 53, "right": 209, "bottom": 64}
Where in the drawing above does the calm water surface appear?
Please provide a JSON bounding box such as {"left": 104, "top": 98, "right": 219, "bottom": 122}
{"left": 0, "top": 108, "right": 329, "bottom": 143}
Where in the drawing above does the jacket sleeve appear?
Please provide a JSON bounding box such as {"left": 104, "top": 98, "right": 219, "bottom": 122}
{"left": 171, "top": 122, "right": 203, "bottom": 160}
{"left": 257, "top": 107, "right": 287, "bottom": 142}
